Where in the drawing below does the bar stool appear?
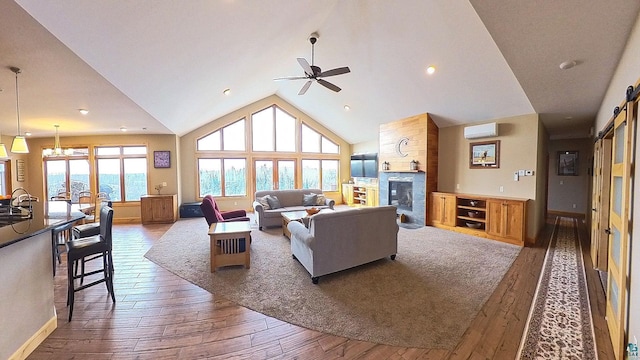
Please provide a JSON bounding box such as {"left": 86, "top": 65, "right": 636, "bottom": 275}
{"left": 66, "top": 206, "right": 115, "bottom": 321}
{"left": 51, "top": 222, "right": 74, "bottom": 276}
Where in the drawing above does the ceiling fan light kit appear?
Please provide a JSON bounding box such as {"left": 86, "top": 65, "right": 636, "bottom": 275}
{"left": 275, "top": 32, "right": 350, "bottom": 95}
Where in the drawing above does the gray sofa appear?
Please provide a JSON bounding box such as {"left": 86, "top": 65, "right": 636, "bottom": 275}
{"left": 287, "top": 205, "right": 399, "bottom": 283}
{"left": 252, "top": 189, "right": 335, "bottom": 230}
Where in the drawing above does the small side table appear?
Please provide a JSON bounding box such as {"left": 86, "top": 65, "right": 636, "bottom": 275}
{"left": 208, "top": 221, "right": 252, "bottom": 272}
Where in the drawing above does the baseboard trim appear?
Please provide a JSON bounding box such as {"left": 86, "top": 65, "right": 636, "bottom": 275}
{"left": 548, "top": 210, "right": 586, "bottom": 219}
{"left": 9, "top": 314, "right": 57, "bottom": 360}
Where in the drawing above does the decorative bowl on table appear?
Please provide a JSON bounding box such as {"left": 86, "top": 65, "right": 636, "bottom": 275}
{"left": 466, "top": 222, "right": 482, "bottom": 229}
{"left": 305, "top": 207, "right": 320, "bottom": 216}
{"left": 468, "top": 211, "right": 480, "bottom": 218}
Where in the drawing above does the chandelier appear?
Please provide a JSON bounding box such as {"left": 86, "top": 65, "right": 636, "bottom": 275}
{"left": 43, "top": 125, "right": 73, "bottom": 157}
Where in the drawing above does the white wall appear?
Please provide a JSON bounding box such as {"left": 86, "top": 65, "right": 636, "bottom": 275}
{"left": 595, "top": 9, "right": 640, "bottom": 348}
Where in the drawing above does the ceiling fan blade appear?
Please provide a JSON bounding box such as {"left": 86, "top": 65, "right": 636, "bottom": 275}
{"left": 317, "top": 79, "right": 341, "bottom": 92}
{"left": 297, "top": 58, "right": 314, "bottom": 76}
{"left": 319, "top": 66, "right": 350, "bottom": 78}
{"left": 274, "top": 76, "right": 308, "bottom": 81}
{"left": 298, "top": 80, "right": 312, "bottom": 95}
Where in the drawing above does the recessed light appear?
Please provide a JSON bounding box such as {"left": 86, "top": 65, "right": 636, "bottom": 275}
{"left": 78, "top": 109, "right": 89, "bottom": 115}
{"left": 344, "top": 105, "right": 351, "bottom": 111}
{"left": 120, "top": 126, "right": 127, "bottom": 132}
{"left": 223, "top": 88, "right": 231, "bottom": 95}
{"left": 426, "top": 66, "right": 436, "bottom": 75}
{"left": 559, "top": 60, "right": 577, "bottom": 70}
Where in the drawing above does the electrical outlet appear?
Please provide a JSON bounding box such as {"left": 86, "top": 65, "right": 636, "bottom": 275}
{"left": 499, "top": 186, "right": 504, "bottom": 193}
{"left": 525, "top": 170, "right": 534, "bottom": 176}
{"left": 572, "top": 204, "right": 576, "bottom": 209}
{"left": 234, "top": 201, "right": 238, "bottom": 205}
{"left": 456, "top": 184, "right": 460, "bottom": 190}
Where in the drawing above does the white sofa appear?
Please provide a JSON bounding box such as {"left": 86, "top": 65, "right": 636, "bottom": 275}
{"left": 252, "top": 189, "right": 335, "bottom": 230}
{"left": 287, "top": 205, "right": 399, "bottom": 284}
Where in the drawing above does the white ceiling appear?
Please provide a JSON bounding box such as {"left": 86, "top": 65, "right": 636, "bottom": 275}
{"left": 1, "top": 0, "right": 639, "bottom": 144}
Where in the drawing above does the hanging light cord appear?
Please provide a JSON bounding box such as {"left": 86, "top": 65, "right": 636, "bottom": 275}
{"left": 13, "top": 67, "right": 22, "bottom": 136}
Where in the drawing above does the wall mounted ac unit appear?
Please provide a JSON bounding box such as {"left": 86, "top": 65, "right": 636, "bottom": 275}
{"left": 463, "top": 122, "right": 498, "bottom": 139}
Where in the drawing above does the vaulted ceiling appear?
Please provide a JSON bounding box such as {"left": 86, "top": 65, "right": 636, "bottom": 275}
{"left": 1, "top": 0, "right": 639, "bottom": 145}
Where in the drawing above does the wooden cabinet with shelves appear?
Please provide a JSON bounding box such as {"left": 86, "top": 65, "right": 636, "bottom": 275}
{"left": 342, "top": 184, "right": 354, "bottom": 205}
{"left": 455, "top": 196, "right": 487, "bottom": 232}
{"left": 342, "top": 184, "right": 378, "bottom": 207}
{"left": 429, "top": 192, "right": 528, "bottom": 246}
{"left": 141, "top": 194, "right": 178, "bottom": 224}
{"left": 429, "top": 192, "right": 456, "bottom": 227}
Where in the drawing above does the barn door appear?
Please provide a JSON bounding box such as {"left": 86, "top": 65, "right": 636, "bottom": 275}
{"left": 606, "top": 96, "right": 635, "bottom": 359}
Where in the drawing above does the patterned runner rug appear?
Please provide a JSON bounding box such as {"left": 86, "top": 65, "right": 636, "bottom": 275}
{"left": 517, "top": 217, "right": 598, "bottom": 359}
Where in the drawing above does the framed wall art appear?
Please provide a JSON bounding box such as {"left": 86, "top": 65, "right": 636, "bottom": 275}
{"left": 153, "top": 151, "right": 171, "bottom": 169}
{"left": 557, "top": 151, "right": 578, "bottom": 176}
{"left": 469, "top": 140, "right": 500, "bottom": 168}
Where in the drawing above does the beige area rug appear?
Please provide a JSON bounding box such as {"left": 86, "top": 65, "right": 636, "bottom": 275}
{"left": 144, "top": 216, "right": 521, "bottom": 349}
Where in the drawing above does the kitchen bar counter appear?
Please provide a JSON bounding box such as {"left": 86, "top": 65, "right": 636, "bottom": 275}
{"left": 0, "top": 201, "right": 85, "bottom": 249}
{"left": 0, "top": 200, "right": 86, "bottom": 360}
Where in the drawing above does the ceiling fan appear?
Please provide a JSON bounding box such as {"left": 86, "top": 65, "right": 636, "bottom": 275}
{"left": 275, "top": 32, "right": 350, "bottom": 95}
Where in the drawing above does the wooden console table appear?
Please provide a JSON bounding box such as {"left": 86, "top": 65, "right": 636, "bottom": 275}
{"left": 208, "top": 221, "right": 251, "bottom": 272}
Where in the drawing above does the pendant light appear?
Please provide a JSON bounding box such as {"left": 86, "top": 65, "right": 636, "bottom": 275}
{"left": 43, "top": 125, "right": 73, "bottom": 157}
{"left": 0, "top": 130, "right": 8, "bottom": 158}
{"left": 10, "top": 67, "right": 29, "bottom": 154}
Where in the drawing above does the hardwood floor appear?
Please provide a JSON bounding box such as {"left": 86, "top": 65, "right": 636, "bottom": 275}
{"left": 28, "top": 216, "right": 614, "bottom": 359}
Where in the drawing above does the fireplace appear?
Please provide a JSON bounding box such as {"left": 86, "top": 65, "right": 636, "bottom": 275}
{"left": 389, "top": 181, "right": 413, "bottom": 211}
{"left": 379, "top": 172, "right": 426, "bottom": 226}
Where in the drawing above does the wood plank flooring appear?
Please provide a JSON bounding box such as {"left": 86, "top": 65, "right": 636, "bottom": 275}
{"left": 27, "top": 216, "right": 614, "bottom": 359}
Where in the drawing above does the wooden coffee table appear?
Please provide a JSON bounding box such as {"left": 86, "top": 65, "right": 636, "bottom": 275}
{"left": 208, "top": 221, "right": 251, "bottom": 272}
{"left": 281, "top": 210, "right": 308, "bottom": 239}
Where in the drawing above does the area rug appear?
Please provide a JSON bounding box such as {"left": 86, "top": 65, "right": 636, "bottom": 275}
{"left": 144, "top": 217, "right": 521, "bottom": 349}
{"left": 517, "top": 217, "right": 597, "bottom": 359}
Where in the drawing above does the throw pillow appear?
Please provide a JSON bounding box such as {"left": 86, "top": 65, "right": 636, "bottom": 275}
{"left": 315, "top": 194, "right": 326, "bottom": 206}
{"left": 257, "top": 196, "right": 271, "bottom": 210}
{"left": 266, "top": 195, "right": 282, "bottom": 209}
{"left": 303, "top": 193, "right": 317, "bottom": 206}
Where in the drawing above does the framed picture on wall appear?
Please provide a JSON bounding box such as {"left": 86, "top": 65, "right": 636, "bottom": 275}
{"left": 558, "top": 151, "right": 578, "bottom": 176}
{"left": 154, "top": 151, "right": 171, "bottom": 168}
{"left": 469, "top": 140, "right": 500, "bottom": 168}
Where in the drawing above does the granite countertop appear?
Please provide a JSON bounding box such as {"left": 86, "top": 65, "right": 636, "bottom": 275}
{"left": 0, "top": 201, "right": 85, "bottom": 249}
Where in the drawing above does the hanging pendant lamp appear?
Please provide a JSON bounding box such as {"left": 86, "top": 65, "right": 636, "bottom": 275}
{"left": 10, "top": 67, "right": 29, "bottom": 154}
{"left": 0, "top": 130, "right": 8, "bottom": 158}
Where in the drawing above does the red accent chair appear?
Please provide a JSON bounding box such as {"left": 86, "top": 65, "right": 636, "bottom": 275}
{"left": 200, "top": 195, "right": 249, "bottom": 226}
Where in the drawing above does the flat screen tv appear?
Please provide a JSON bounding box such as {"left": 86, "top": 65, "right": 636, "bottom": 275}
{"left": 350, "top": 153, "right": 378, "bottom": 178}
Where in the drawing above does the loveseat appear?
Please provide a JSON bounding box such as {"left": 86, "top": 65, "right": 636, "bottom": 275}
{"left": 252, "top": 189, "right": 335, "bottom": 230}
{"left": 287, "top": 205, "right": 398, "bottom": 283}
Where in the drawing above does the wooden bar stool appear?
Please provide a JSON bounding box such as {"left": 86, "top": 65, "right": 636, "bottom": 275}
{"left": 66, "top": 206, "right": 115, "bottom": 321}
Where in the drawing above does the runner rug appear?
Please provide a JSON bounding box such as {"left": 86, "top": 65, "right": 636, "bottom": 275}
{"left": 517, "top": 216, "right": 598, "bottom": 359}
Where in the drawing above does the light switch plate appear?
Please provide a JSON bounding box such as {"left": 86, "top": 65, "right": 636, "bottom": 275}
{"left": 518, "top": 170, "right": 525, "bottom": 176}
{"left": 525, "top": 170, "right": 534, "bottom": 176}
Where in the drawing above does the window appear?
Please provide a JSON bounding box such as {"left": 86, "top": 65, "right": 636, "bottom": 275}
{"left": 302, "top": 123, "right": 339, "bottom": 153}
{"left": 95, "top": 146, "right": 148, "bottom": 202}
{"left": 252, "top": 105, "right": 296, "bottom": 152}
{"left": 302, "top": 159, "right": 339, "bottom": 191}
{"left": 43, "top": 149, "right": 90, "bottom": 202}
{"left": 197, "top": 119, "right": 245, "bottom": 151}
{"left": 198, "top": 158, "right": 246, "bottom": 197}
{"left": 0, "top": 161, "right": 9, "bottom": 195}
{"left": 196, "top": 103, "right": 341, "bottom": 199}
{"left": 301, "top": 159, "right": 319, "bottom": 189}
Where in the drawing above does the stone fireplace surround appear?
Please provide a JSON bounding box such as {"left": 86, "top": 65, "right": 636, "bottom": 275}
{"left": 379, "top": 171, "right": 426, "bottom": 226}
